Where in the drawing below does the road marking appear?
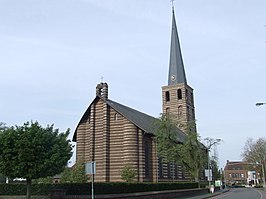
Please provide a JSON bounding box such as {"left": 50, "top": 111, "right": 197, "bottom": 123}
{"left": 254, "top": 189, "right": 263, "bottom": 199}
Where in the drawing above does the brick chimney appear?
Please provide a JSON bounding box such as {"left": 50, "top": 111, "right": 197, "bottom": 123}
{"left": 96, "top": 82, "right": 108, "bottom": 99}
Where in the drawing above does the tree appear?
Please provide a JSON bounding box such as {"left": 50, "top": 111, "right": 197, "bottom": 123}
{"left": 210, "top": 159, "right": 221, "bottom": 181}
{"left": 180, "top": 130, "right": 207, "bottom": 184}
{"left": 32, "top": 176, "right": 53, "bottom": 184}
{"left": 154, "top": 113, "right": 207, "bottom": 186}
{"left": 154, "top": 113, "right": 183, "bottom": 162}
{"left": 121, "top": 165, "right": 137, "bottom": 183}
{"left": 241, "top": 137, "right": 266, "bottom": 183}
{"left": 0, "top": 122, "right": 7, "bottom": 131}
{"left": 0, "top": 121, "right": 72, "bottom": 199}
{"left": 61, "top": 161, "right": 88, "bottom": 183}
{"left": 242, "top": 138, "right": 266, "bottom": 163}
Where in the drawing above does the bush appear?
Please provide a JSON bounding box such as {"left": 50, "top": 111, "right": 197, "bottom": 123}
{"left": 121, "top": 165, "right": 137, "bottom": 182}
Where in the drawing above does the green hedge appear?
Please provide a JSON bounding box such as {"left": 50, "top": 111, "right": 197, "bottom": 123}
{"left": 0, "top": 184, "right": 52, "bottom": 195}
{"left": 0, "top": 182, "right": 198, "bottom": 196}
{"left": 63, "top": 182, "right": 198, "bottom": 195}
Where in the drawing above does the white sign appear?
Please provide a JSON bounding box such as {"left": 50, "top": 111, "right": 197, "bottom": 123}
{"left": 205, "top": 169, "right": 212, "bottom": 181}
{"left": 85, "top": 162, "right": 96, "bottom": 174}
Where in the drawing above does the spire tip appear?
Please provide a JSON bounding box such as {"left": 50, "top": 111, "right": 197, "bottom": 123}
{"left": 170, "top": 0, "right": 175, "bottom": 11}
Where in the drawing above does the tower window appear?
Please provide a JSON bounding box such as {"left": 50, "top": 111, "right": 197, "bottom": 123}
{"left": 191, "top": 93, "right": 194, "bottom": 104}
{"left": 165, "top": 91, "right": 170, "bottom": 102}
{"left": 192, "top": 109, "right": 195, "bottom": 120}
{"left": 177, "top": 89, "right": 182, "bottom": 100}
{"left": 187, "top": 106, "right": 190, "bottom": 120}
{"left": 178, "top": 106, "right": 182, "bottom": 118}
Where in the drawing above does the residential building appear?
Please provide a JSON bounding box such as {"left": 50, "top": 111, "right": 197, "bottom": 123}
{"left": 224, "top": 160, "right": 259, "bottom": 186}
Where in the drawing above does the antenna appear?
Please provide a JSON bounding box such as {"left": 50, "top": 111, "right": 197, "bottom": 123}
{"left": 100, "top": 76, "right": 104, "bottom": 83}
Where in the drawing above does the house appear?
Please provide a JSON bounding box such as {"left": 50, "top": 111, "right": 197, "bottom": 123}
{"left": 224, "top": 160, "right": 259, "bottom": 186}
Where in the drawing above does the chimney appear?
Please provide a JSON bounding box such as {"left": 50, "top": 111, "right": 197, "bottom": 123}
{"left": 96, "top": 82, "right": 108, "bottom": 99}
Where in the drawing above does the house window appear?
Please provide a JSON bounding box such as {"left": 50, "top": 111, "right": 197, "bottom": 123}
{"left": 177, "top": 89, "right": 182, "bottom": 100}
{"left": 166, "top": 107, "right": 170, "bottom": 113}
{"left": 165, "top": 91, "right": 170, "bottom": 102}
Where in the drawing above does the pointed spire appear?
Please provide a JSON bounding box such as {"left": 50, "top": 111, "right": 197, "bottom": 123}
{"left": 168, "top": 8, "right": 187, "bottom": 85}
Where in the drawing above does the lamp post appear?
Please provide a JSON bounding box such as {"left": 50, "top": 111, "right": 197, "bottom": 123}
{"left": 205, "top": 138, "right": 221, "bottom": 192}
{"left": 254, "top": 103, "right": 266, "bottom": 190}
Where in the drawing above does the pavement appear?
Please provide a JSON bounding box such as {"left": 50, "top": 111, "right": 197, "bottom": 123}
{"left": 185, "top": 188, "right": 230, "bottom": 199}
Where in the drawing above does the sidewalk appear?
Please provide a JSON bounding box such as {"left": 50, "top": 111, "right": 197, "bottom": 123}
{"left": 185, "top": 188, "right": 230, "bottom": 199}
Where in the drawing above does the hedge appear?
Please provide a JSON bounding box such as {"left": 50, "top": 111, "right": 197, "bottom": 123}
{"left": 0, "top": 182, "right": 199, "bottom": 196}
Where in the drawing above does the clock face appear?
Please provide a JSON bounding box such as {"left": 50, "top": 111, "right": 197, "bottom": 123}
{"left": 171, "top": 75, "right": 176, "bottom": 81}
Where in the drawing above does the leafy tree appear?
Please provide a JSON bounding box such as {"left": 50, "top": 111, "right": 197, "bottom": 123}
{"left": 61, "top": 161, "right": 88, "bottom": 183}
{"left": 0, "top": 121, "right": 72, "bottom": 199}
{"left": 0, "top": 122, "right": 7, "bottom": 131}
{"left": 153, "top": 113, "right": 183, "bottom": 161}
{"left": 121, "top": 165, "right": 137, "bottom": 183}
{"left": 180, "top": 130, "right": 206, "bottom": 185}
{"left": 154, "top": 113, "right": 207, "bottom": 186}
{"left": 210, "top": 159, "right": 221, "bottom": 180}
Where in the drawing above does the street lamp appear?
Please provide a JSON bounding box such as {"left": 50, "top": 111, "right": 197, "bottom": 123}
{"left": 205, "top": 138, "right": 221, "bottom": 192}
{"left": 254, "top": 102, "right": 266, "bottom": 190}
{"left": 255, "top": 102, "right": 266, "bottom": 107}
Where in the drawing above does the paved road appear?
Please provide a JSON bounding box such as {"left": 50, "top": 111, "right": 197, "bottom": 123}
{"left": 208, "top": 188, "right": 266, "bottom": 199}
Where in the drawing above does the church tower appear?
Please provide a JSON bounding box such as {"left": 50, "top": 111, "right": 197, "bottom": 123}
{"left": 162, "top": 8, "right": 196, "bottom": 133}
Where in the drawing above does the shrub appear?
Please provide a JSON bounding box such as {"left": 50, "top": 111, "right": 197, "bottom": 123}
{"left": 121, "top": 165, "right": 137, "bottom": 183}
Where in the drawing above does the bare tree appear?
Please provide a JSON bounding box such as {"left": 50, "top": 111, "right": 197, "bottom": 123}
{"left": 241, "top": 138, "right": 266, "bottom": 163}
{"left": 241, "top": 137, "right": 266, "bottom": 184}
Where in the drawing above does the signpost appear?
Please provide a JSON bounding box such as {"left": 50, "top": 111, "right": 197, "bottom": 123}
{"left": 85, "top": 162, "right": 96, "bottom": 199}
{"left": 205, "top": 169, "right": 212, "bottom": 181}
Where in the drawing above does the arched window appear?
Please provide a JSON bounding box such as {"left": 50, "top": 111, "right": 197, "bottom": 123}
{"left": 177, "top": 89, "right": 182, "bottom": 100}
{"left": 114, "top": 113, "right": 118, "bottom": 121}
{"left": 165, "top": 91, "right": 170, "bottom": 102}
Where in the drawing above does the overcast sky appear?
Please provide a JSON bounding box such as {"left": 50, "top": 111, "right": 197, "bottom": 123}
{"left": 1, "top": 0, "right": 266, "bottom": 168}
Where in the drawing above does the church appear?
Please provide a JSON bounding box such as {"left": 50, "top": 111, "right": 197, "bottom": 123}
{"left": 72, "top": 7, "right": 196, "bottom": 182}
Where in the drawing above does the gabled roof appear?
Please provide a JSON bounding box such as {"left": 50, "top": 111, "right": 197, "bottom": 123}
{"left": 72, "top": 96, "right": 186, "bottom": 143}
{"left": 224, "top": 161, "right": 249, "bottom": 170}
